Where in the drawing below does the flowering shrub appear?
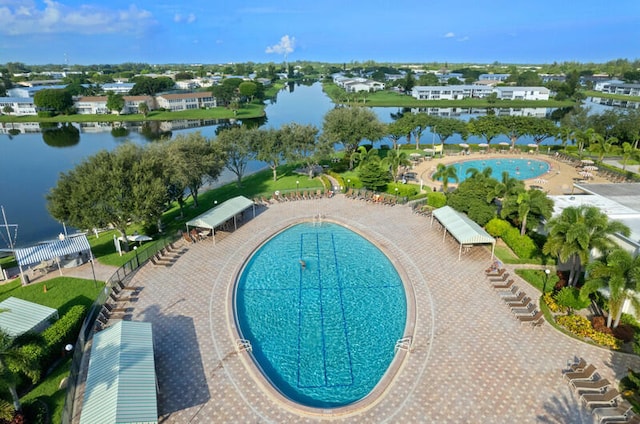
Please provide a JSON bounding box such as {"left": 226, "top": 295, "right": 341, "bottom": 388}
{"left": 556, "top": 315, "right": 621, "bottom": 350}
{"left": 543, "top": 292, "right": 566, "bottom": 313}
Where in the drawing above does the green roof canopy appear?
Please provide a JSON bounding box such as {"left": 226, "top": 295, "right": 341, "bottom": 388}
{"left": 431, "top": 206, "right": 496, "bottom": 261}
{"left": 185, "top": 196, "right": 255, "bottom": 244}
{"left": 0, "top": 297, "right": 58, "bottom": 337}
{"left": 80, "top": 321, "right": 157, "bottom": 424}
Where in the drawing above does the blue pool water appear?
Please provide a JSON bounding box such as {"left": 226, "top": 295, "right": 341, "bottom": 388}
{"left": 445, "top": 158, "right": 550, "bottom": 182}
{"left": 235, "top": 222, "right": 406, "bottom": 408}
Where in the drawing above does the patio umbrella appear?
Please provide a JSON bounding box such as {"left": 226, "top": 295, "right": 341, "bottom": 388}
{"left": 527, "top": 143, "right": 539, "bottom": 149}
{"left": 498, "top": 142, "right": 510, "bottom": 146}
{"left": 478, "top": 143, "right": 489, "bottom": 148}
{"left": 127, "top": 234, "right": 153, "bottom": 243}
{"left": 583, "top": 165, "right": 598, "bottom": 171}
{"left": 581, "top": 159, "right": 595, "bottom": 164}
{"left": 459, "top": 143, "right": 469, "bottom": 148}
{"left": 534, "top": 178, "right": 548, "bottom": 184}
{"left": 579, "top": 171, "right": 593, "bottom": 178}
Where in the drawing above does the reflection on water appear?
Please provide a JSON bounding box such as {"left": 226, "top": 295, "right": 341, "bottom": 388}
{"left": 587, "top": 97, "right": 640, "bottom": 110}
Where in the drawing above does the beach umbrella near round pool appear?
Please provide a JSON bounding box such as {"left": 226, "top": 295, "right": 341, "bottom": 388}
{"left": 459, "top": 143, "right": 469, "bottom": 148}
{"left": 581, "top": 159, "right": 595, "bottom": 164}
{"left": 579, "top": 171, "right": 593, "bottom": 178}
{"left": 478, "top": 143, "right": 489, "bottom": 148}
{"left": 527, "top": 143, "right": 539, "bottom": 149}
{"left": 499, "top": 142, "right": 510, "bottom": 146}
{"left": 583, "top": 166, "right": 598, "bottom": 171}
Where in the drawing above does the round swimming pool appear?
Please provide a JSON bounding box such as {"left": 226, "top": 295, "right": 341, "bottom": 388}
{"left": 444, "top": 158, "right": 550, "bottom": 182}
{"left": 235, "top": 222, "right": 407, "bottom": 408}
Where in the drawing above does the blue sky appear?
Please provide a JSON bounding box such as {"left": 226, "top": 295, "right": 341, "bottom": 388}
{"left": 1, "top": 0, "right": 639, "bottom": 65}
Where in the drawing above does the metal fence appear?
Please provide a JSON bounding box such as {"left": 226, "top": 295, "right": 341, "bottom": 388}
{"left": 60, "top": 234, "right": 180, "bottom": 424}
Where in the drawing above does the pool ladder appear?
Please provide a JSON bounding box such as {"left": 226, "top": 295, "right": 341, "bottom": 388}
{"left": 395, "top": 336, "right": 412, "bottom": 353}
{"left": 236, "top": 339, "right": 252, "bottom": 353}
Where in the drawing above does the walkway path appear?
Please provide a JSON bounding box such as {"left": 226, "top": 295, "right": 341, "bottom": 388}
{"left": 72, "top": 196, "right": 640, "bottom": 423}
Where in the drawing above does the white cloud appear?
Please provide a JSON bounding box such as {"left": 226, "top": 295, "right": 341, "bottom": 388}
{"left": 174, "top": 12, "right": 196, "bottom": 24}
{"left": 0, "top": 1, "right": 157, "bottom": 36}
{"left": 444, "top": 32, "right": 455, "bottom": 38}
{"left": 458, "top": 36, "right": 470, "bottom": 42}
{"left": 265, "top": 34, "right": 295, "bottom": 55}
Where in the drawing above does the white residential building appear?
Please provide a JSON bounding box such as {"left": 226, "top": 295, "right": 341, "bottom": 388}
{"left": 0, "top": 97, "right": 37, "bottom": 115}
{"left": 101, "top": 83, "right": 136, "bottom": 94}
{"left": 156, "top": 92, "right": 217, "bottom": 111}
{"left": 478, "top": 73, "right": 510, "bottom": 81}
{"left": 493, "top": 86, "right": 550, "bottom": 100}
{"left": 411, "top": 85, "right": 493, "bottom": 100}
{"left": 595, "top": 82, "right": 640, "bottom": 97}
{"left": 74, "top": 95, "right": 155, "bottom": 114}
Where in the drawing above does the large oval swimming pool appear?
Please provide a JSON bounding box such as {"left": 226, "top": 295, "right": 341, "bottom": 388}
{"left": 444, "top": 158, "right": 550, "bottom": 182}
{"left": 235, "top": 222, "right": 407, "bottom": 408}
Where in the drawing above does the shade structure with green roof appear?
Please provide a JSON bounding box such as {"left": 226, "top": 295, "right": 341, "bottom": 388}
{"left": 0, "top": 297, "right": 58, "bottom": 337}
{"left": 430, "top": 206, "right": 496, "bottom": 261}
{"left": 185, "top": 195, "right": 255, "bottom": 244}
{"left": 80, "top": 321, "right": 157, "bottom": 424}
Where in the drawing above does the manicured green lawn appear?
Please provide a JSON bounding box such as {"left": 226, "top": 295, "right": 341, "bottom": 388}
{"left": 0, "top": 277, "right": 103, "bottom": 316}
{"left": 21, "top": 358, "right": 71, "bottom": 424}
{"left": 582, "top": 90, "right": 640, "bottom": 102}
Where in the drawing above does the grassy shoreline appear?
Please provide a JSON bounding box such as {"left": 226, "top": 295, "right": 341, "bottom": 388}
{"left": 582, "top": 90, "right": 640, "bottom": 102}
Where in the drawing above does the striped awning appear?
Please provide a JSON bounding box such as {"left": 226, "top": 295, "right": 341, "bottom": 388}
{"left": 0, "top": 297, "right": 58, "bottom": 337}
{"left": 432, "top": 206, "right": 496, "bottom": 245}
{"left": 13, "top": 234, "right": 91, "bottom": 268}
{"left": 80, "top": 321, "right": 157, "bottom": 424}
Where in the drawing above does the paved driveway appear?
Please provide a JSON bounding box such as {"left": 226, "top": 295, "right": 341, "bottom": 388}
{"left": 99, "top": 196, "right": 640, "bottom": 423}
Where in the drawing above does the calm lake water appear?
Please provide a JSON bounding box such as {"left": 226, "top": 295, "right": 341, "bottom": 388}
{"left": 0, "top": 82, "right": 617, "bottom": 247}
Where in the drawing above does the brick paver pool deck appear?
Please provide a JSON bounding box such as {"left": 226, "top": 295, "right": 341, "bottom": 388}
{"left": 74, "top": 196, "right": 640, "bottom": 423}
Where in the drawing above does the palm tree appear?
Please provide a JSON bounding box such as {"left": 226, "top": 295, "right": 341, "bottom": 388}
{"left": 543, "top": 205, "right": 631, "bottom": 287}
{"left": 353, "top": 145, "right": 380, "bottom": 168}
{"left": 432, "top": 163, "right": 458, "bottom": 193}
{"left": 558, "top": 126, "right": 575, "bottom": 152}
{"left": 590, "top": 135, "right": 617, "bottom": 162}
{"left": 500, "top": 188, "right": 552, "bottom": 236}
{"left": 381, "top": 149, "right": 410, "bottom": 182}
{"left": 620, "top": 142, "right": 640, "bottom": 171}
{"left": 488, "top": 170, "right": 523, "bottom": 203}
{"left": 580, "top": 248, "right": 640, "bottom": 328}
{"left": 0, "top": 329, "right": 40, "bottom": 412}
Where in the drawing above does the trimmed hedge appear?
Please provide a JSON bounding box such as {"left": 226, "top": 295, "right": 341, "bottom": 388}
{"left": 485, "top": 218, "right": 537, "bottom": 259}
{"left": 426, "top": 192, "right": 447, "bottom": 208}
{"left": 18, "top": 305, "right": 86, "bottom": 383}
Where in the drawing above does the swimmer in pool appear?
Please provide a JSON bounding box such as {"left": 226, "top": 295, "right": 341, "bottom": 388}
{"left": 299, "top": 260, "right": 306, "bottom": 269}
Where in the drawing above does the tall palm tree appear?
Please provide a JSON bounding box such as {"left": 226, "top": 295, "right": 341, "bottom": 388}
{"left": 381, "top": 149, "right": 410, "bottom": 182}
{"left": 432, "top": 163, "right": 458, "bottom": 193}
{"left": 590, "top": 135, "right": 617, "bottom": 162}
{"left": 580, "top": 248, "right": 640, "bottom": 328}
{"left": 620, "top": 142, "right": 640, "bottom": 171}
{"left": 488, "top": 170, "right": 524, "bottom": 203}
{"left": 0, "top": 329, "right": 40, "bottom": 412}
{"left": 558, "top": 126, "right": 575, "bottom": 152}
{"left": 543, "top": 205, "right": 631, "bottom": 287}
{"left": 500, "top": 188, "right": 552, "bottom": 236}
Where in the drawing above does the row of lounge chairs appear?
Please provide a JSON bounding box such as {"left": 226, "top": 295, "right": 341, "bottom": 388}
{"left": 260, "top": 190, "right": 329, "bottom": 205}
{"left": 486, "top": 266, "right": 544, "bottom": 327}
{"left": 562, "top": 358, "right": 638, "bottom": 423}
{"left": 151, "top": 242, "right": 187, "bottom": 267}
{"left": 95, "top": 281, "right": 142, "bottom": 331}
{"left": 410, "top": 202, "right": 433, "bottom": 217}
{"left": 345, "top": 188, "right": 402, "bottom": 206}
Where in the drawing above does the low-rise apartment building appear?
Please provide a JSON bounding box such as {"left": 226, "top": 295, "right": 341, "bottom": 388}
{"left": 411, "top": 85, "right": 494, "bottom": 100}
{"left": 155, "top": 92, "right": 217, "bottom": 111}
{"left": 493, "top": 86, "right": 550, "bottom": 100}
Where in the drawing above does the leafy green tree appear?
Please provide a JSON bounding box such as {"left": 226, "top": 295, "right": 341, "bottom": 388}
{"left": 432, "top": 163, "right": 458, "bottom": 192}
{"left": 321, "top": 107, "right": 385, "bottom": 169}
{"left": 138, "top": 101, "right": 149, "bottom": 117}
{"left": 499, "top": 116, "right": 529, "bottom": 150}
{"left": 446, "top": 173, "right": 498, "bottom": 226}
{"left": 467, "top": 115, "right": 504, "bottom": 146}
{"left": 417, "top": 73, "right": 439, "bottom": 85}
{"left": 106, "top": 92, "right": 125, "bottom": 114}
{"left": 581, "top": 249, "right": 640, "bottom": 328}
{"left": 0, "top": 328, "right": 40, "bottom": 412}
{"left": 47, "top": 143, "right": 168, "bottom": 248}
{"left": 280, "top": 123, "right": 326, "bottom": 179}
{"left": 2, "top": 105, "right": 13, "bottom": 115}
{"left": 529, "top": 118, "right": 560, "bottom": 146}
{"left": 174, "top": 71, "right": 194, "bottom": 80}
{"left": 129, "top": 76, "right": 175, "bottom": 95}
{"left": 215, "top": 125, "right": 256, "bottom": 186}
{"left": 33, "top": 89, "right": 73, "bottom": 115}
{"left": 501, "top": 188, "right": 553, "bottom": 236}
{"left": 238, "top": 81, "right": 258, "bottom": 102}
{"left": 165, "top": 132, "right": 225, "bottom": 207}
{"left": 408, "top": 113, "right": 430, "bottom": 150}
{"left": 430, "top": 116, "right": 468, "bottom": 145}
{"left": 543, "top": 206, "right": 631, "bottom": 287}
{"left": 357, "top": 153, "right": 389, "bottom": 191}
